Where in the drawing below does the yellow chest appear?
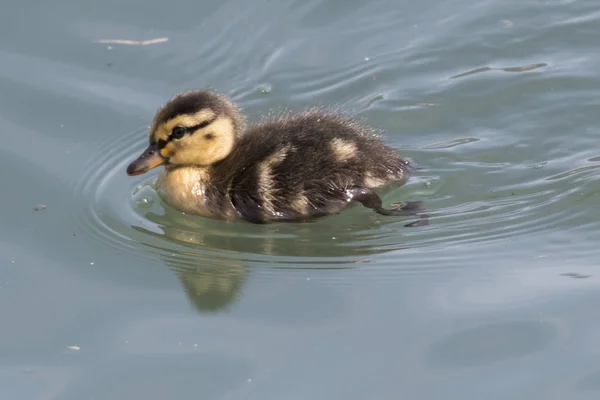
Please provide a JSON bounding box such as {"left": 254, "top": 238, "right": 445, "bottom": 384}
{"left": 155, "top": 166, "right": 214, "bottom": 217}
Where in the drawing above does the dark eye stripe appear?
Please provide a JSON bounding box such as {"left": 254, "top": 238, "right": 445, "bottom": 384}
{"left": 155, "top": 116, "right": 218, "bottom": 147}
{"left": 164, "top": 117, "right": 217, "bottom": 144}
{"left": 189, "top": 118, "right": 214, "bottom": 131}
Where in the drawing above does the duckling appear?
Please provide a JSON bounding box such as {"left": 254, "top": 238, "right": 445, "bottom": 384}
{"left": 126, "top": 90, "right": 422, "bottom": 224}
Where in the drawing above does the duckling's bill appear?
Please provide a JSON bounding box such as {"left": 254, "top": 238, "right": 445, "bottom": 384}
{"left": 126, "top": 143, "right": 166, "bottom": 176}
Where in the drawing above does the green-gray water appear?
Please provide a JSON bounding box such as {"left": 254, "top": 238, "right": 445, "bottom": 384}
{"left": 2, "top": 0, "right": 600, "bottom": 399}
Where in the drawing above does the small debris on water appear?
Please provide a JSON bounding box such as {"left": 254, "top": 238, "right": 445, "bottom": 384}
{"left": 561, "top": 272, "right": 591, "bottom": 279}
{"left": 90, "top": 262, "right": 94, "bottom": 266}
{"left": 95, "top": 37, "right": 169, "bottom": 46}
{"left": 136, "top": 198, "right": 153, "bottom": 208}
{"left": 33, "top": 204, "right": 46, "bottom": 211}
{"left": 529, "top": 162, "right": 547, "bottom": 169}
{"left": 66, "top": 345, "right": 80, "bottom": 351}
{"left": 451, "top": 63, "right": 547, "bottom": 79}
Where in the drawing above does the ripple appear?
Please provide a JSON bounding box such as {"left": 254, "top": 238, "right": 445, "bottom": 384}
{"left": 73, "top": 127, "right": 154, "bottom": 260}
{"left": 71, "top": 105, "right": 600, "bottom": 289}
{"left": 270, "top": 59, "right": 380, "bottom": 105}
{"left": 71, "top": 126, "right": 428, "bottom": 279}
{"left": 449, "top": 63, "right": 548, "bottom": 80}
{"left": 574, "top": 370, "right": 600, "bottom": 392}
{"left": 426, "top": 321, "right": 557, "bottom": 368}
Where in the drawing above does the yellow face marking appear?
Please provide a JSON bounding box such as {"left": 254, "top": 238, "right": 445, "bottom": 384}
{"left": 151, "top": 108, "right": 216, "bottom": 143}
{"left": 364, "top": 171, "right": 388, "bottom": 188}
{"left": 330, "top": 138, "right": 357, "bottom": 162}
{"left": 160, "top": 142, "right": 176, "bottom": 158}
{"left": 165, "top": 117, "right": 235, "bottom": 166}
{"left": 257, "top": 146, "right": 290, "bottom": 215}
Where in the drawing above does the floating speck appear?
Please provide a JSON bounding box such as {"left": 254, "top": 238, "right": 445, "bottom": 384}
{"left": 193, "top": 343, "right": 198, "bottom": 347}
{"left": 66, "top": 346, "right": 80, "bottom": 351}
{"left": 425, "top": 181, "right": 432, "bottom": 188}
{"left": 561, "top": 272, "right": 591, "bottom": 279}
{"left": 247, "top": 379, "right": 252, "bottom": 383}
{"left": 529, "top": 162, "right": 547, "bottom": 169}
{"left": 136, "top": 198, "right": 153, "bottom": 208}
{"left": 90, "top": 262, "right": 95, "bottom": 266}
{"left": 364, "top": 57, "right": 370, "bottom": 61}
{"left": 96, "top": 37, "right": 168, "bottom": 46}
{"left": 33, "top": 204, "right": 46, "bottom": 211}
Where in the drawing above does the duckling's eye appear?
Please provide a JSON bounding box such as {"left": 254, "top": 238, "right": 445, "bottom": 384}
{"left": 171, "top": 126, "right": 186, "bottom": 139}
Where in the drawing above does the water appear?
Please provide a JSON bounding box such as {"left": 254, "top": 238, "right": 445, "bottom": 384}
{"left": 2, "top": 0, "right": 600, "bottom": 398}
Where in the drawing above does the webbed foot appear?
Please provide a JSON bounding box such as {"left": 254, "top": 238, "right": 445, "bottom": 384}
{"left": 348, "top": 187, "right": 429, "bottom": 227}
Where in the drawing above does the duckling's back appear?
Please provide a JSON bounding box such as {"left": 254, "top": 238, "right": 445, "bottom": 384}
{"left": 213, "top": 110, "right": 412, "bottom": 222}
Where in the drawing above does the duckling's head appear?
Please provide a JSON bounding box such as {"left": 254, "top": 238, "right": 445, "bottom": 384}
{"left": 126, "top": 90, "right": 244, "bottom": 176}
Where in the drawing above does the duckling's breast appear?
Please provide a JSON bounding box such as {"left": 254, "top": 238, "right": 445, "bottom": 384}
{"left": 156, "top": 166, "right": 229, "bottom": 217}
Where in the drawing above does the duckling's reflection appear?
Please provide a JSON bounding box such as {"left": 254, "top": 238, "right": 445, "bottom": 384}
{"left": 175, "top": 262, "right": 245, "bottom": 313}
{"left": 133, "top": 221, "right": 248, "bottom": 314}
{"left": 132, "top": 194, "right": 419, "bottom": 313}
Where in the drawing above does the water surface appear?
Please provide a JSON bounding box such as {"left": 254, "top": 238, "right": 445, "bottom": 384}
{"left": 2, "top": 0, "right": 600, "bottom": 398}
